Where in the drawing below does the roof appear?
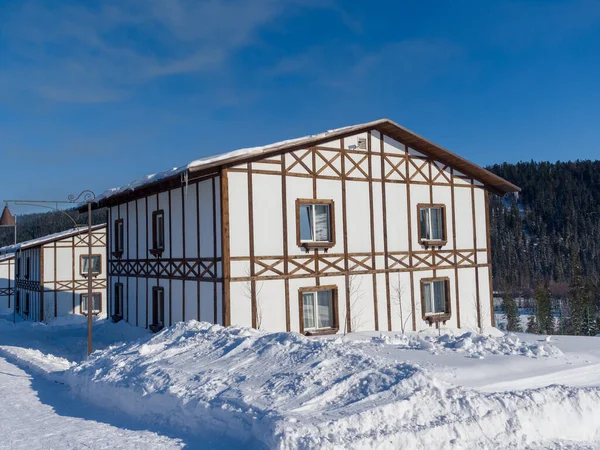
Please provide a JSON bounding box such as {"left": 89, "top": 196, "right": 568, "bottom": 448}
{"left": 0, "top": 253, "right": 15, "bottom": 263}
{"left": 94, "top": 119, "right": 520, "bottom": 207}
{"left": 0, "top": 224, "right": 106, "bottom": 255}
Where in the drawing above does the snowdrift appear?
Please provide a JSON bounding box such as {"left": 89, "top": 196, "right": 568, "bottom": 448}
{"left": 64, "top": 321, "right": 600, "bottom": 449}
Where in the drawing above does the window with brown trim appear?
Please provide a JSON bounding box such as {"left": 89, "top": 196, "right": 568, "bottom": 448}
{"left": 81, "top": 293, "right": 102, "bottom": 315}
{"left": 150, "top": 210, "right": 165, "bottom": 257}
{"left": 113, "top": 219, "right": 124, "bottom": 258}
{"left": 113, "top": 282, "right": 124, "bottom": 321}
{"left": 296, "top": 199, "right": 335, "bottom": 250}
{"left": 80, "top": 254, "right": 102, "bottom": 277}
{"left": 298, "top": 285, "right": 339, "bottom": 335}
{"left": 418, "top": 204, "right": 447, "bottom": 246}
{"left": 24, "top": 292, "right": 30, "bottom": 315}
{"left": 150, "top": 286, "right": 165, "bottom": 332}
{"left": 420, "top": 277, "right": 451, "bottom": 324}
{"left": 25, "top": 256, "right": 30, "bottom": 279}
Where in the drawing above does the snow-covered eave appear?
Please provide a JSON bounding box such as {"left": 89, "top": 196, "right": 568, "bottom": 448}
{"left": 0, "top": 224, "right": 107, "bottom": 255}
{"left": 92, "top": 118, "right": 520, "bottom": 208}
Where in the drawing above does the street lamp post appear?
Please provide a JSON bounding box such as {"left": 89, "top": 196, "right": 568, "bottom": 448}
{"left": 3, "top": 190, "right": 97, "bottom": 355}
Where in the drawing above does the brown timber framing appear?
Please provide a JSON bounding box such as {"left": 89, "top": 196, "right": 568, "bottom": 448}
{"left": 485, "top": 191, "right": 495, "bottom": 328}
{"left": 281, "top": 154, "right": 291, "bottom": 331}
{"left": 221, "top": 169, "right": 231, "bottom": 326}
{"left": 93, "top": 122, "right": 518, "bottom": 334}
{"left": 341, "top": 138, "right": 351, "bottom": 333}
{"left": 471, "top": 180, "right": 482, "bottom": 329}
{"left": 247, "top": 162, "right": 257, "bottom": 328}
{"left": 380, "top": 133, "right": 391, "bottom": 331}
{"left": 367, "top": 131, "right": 379, "bottom": 331}
{"left": 451, "top": 168, "right": 461, "bottom": 327}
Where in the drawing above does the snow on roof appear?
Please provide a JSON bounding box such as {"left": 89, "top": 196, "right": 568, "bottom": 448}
{"left": 0, "top": 224, "right": 106, "bottom": 255}
{"left": 0, "top": 253, "right": 15, "bottom": 262}
{"left": 95, "top": 118, "right": 520, "bottom": 205}
{"left": 95, "top": 122, "right": 362, "bottom": 203}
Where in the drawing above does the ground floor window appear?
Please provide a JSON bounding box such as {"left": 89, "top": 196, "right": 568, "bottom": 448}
{"left": 81, "top": 293, "right": 102, "bottom": 315}
{"left": 113, "top": 283, "right": 124, "bottom": 320}
{"left": 151, "top": 287, "right": 165, "bottom": 332}
{"left": 300, "top": 286, "right": 337, "bottom": 334}
{"left": 15, "top": 291, "right": 20, "bottom": 312}
{"left": 24, "top": 293, "right": 30, "bottom": 315}
{"left": 421, "top": 278, "right": 450, "bottom": 323}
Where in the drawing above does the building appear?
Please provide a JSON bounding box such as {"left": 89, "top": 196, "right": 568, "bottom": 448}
{"left": 93, "top": 119, "right": 520, "bottom": 334}
{"left": 0, "top": 225, "right": 107, "bottom": 321}
{"left": 0, "top": 254, "right": 15, "bottom": 315}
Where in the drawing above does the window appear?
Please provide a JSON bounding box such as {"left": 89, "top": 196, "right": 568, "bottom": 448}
{"left": 113, "top": 219, "right": 124, "bottom": 257}
{"left": 421, "top": 278, "right": 450, "bottom": 323}
{"left": 296, "top": 200, "right": 335, "bottom": 249}
{"left": 15, "top": 257, "right": 20, "bottom": 278}
{"left": 25, "top": 257, "right": 30, "bottom": 279}
{"left": 81, "top": 293, "right": 102, "bottom": 315}
{"left": 24, "top": 293, "right": 30, "bottom": 315}
{"left": 418, "top": 204, "right": 446, "bottom": 245}
{"left": 113, "top": 283, "right": 124, "bottom": 319}
{"left": 151, "top": 287, "right": 165, "bottom": 332}
{"left": 80, "top": 254, "right": 102, "bottom": 277}
{"left": 151, "top": 210, "right": 165, "bottom": 256}
{"left": 15, "top": 290, "right": 20, "bottom": 312}
{"left": 299, "top": 286, "right": 338, "bottom": 334}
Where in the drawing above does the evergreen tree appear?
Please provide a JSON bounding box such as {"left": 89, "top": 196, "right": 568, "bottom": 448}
{"left": 534, "top": 282, "right": 554, "bottom": 335}
{"left": 567, "top": 254, "right": 589, "bottom": 336}
{"left": 526, "top": 315, "right": 538, "bottom": 334}
{"left": 502, "top": 296, "right": 521, "bottom": 332}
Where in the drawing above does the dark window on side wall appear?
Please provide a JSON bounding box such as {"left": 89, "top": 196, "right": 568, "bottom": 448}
{"left": 24, "top": 293, "right": 30, "bottom": 315}
{"left": 113, "top": 283, "right": 124, "bottom": 318}
{"left": 151, "top": 211, "right": 165, "bottom": 256}
{"left": 25, "top": 257, "right": 30, "bottom": 279}
{"left": 114, "top": 219, "right": 124, "bottom": 257}
{"left": 15, "top": 291, "right": 20, "bottom": 312}
{"left": 151, "top": 287, "right": 165, "bottom": 332}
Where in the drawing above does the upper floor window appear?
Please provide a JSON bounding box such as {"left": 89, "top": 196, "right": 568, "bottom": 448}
{"left": 151, "top": 210, "right": 165, "bottom": 256}
{"left": 81, "top": 293, "right": 102, "bottom": 315}
{"left": 15, "top": 257, "right": 20, "bottom": 278}
{"left": 113, "top": 219, "right": 124, "bottom": 257}
{"left": 296, "top": 200, "right": 335, "bottom": 250}
{"left": 300, "top": 286, "right": 338, "bottom": 334}
{"left": 421, "top": 278, "right": 450, "bottom": 324}
{"left": 81, "top": 254, "right": 102, "bottom": 277}
{"left": 418, "top": 204, "right": 446, "bottom": 245}
{"left": 25, "top": 257, "right": 30, "bottom": 279}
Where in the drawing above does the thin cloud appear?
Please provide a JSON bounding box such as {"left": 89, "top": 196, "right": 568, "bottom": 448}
{"left": 0, "top": 0, "right": 323, "bottom": 104}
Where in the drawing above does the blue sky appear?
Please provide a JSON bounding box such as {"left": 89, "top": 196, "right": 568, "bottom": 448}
{"left": 1, "top": 0, "right": 600, "bottom": 210}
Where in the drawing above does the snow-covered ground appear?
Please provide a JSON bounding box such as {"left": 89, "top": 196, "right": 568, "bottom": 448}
{"left": 0, "top": 317, "right": 599, "bottom": 449}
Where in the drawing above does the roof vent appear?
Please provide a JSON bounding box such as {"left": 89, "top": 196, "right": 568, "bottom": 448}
{"left": 357, "top": 137, "right": 367, "bottom": 150}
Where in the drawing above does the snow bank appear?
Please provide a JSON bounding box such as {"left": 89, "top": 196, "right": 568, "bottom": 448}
{"left": 376, "top": 331, "right": 563, "bottom": 358}
{"left": 64, "top": 321, "right": 600, "bottom": 449}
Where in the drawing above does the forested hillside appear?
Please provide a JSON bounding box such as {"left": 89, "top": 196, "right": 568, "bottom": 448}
{"left": 488, "top": 160, "right": 600, "bottom": 292}
{"left": 0, "top": 209, "right": 106, "bottom": 248}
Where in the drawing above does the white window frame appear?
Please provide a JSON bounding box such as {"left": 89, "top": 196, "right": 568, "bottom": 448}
{"left": 419, "top": 205, "right": 445, "bottom": 243}
{"left": 298, "top": 201, "right": 332, "bottom": 243}
{"left": 81, "top": 293, "right": 101, "bottom": 315}
{"left": 81, "top": 254, "right": 102, "bottom": 277}
{"left": 302, "top": 288, "right": 335, "bottom": 331}
{"left": 422, "top": 279, "right": 448, "bottom": 316}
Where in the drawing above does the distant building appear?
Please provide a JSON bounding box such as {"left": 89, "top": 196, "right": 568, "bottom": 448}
{"left": 0, "top": 254, "right": 15, "bottom": 315}
{"left": 0, "top": 225, "right": 107, "bottom": 321}
{"left": 92, "top": 119, "right": 519, "bottom": 334}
